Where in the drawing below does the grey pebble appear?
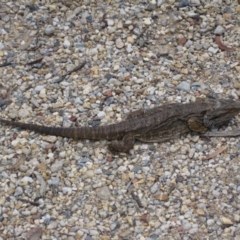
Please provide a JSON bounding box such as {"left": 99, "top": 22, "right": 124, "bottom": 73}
{"left": 108, "top": 78, "right": 121, "bottom": 86}
{"left": 177, "top": 81, "right": 190, "bottom": 92}
{"left": 146, "top": 3, "right": 156, "bottom": 11}
{"left": 207, "top": 219, "right": 215, "bottom": 226}
{"left": 237, "top": 186, "right": 240, "bottom": 194}
{"left": 192, "top": 82, "right": 207, "bottom": 90}
{"left": 14, "top": 186, "right": 23, "bottom": 196}
{"left": 110, "top": 221, "right": 120, "bottom": 231}
{"left": 190, "top": 0, "right": 201, "bottom": 6}
{"left": 179, "top": 0, "right": 189, "bottom": 8}
{"left": 151, "top": 182, "right": 159, "bottom": 194}
{"left": 45, "top": 25, "right": 55, "bottom": 35}
{"left": 157, "top": 0, "right": 164, "bottom": 7}
{"left": 214, "top": 25, "right": 225, "bottom": 35}
{"left": 0, "top": 42, "right": 4, "bottom": 50}
{"left": 96, "top": 186, "right": 111, "bottom": 200}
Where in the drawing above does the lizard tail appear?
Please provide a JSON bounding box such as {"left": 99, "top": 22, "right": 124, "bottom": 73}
{"left": 0, "top": 118, "right": 113, "bottom": 140}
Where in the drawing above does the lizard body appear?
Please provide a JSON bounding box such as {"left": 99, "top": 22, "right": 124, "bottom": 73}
{"left": 1, "top": 97, "right": 240, "bottom": 152}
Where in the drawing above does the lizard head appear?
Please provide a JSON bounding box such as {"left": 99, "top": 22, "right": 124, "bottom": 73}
{"left": 206, "top": 99, "right": 240, "bottom": 128}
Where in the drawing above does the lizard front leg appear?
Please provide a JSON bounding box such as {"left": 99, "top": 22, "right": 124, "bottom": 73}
{"left": 187, "top": 117, "right": 208, "bottom": 133}
{"left": 108, "top": 133, "right": 135, "bottom": 153}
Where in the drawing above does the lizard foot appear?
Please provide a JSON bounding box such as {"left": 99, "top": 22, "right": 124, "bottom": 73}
{"left": 108, "top": 134, "right": 135, "bottom": 153}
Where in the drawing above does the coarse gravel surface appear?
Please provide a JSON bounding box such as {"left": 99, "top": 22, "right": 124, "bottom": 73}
{"left": 0, "top": 0, "right": 240, "bottom": 239}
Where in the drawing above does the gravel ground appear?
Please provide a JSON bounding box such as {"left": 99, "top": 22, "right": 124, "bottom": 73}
{"left": 0, "top": 0, "right": 240, "bottom": 239}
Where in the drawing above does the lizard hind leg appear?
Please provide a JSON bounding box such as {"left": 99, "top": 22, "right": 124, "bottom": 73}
{"left": 108, "top": 134, "right": 135, "bottom": 153}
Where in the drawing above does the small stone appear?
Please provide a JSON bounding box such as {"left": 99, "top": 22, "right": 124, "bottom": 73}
{"left": 207, "top": 219, "right": 215, "bottom": 226}
{"left": 12, "top": 209, "right": 19, "bottom": 215}
{"left": 48, "top": 4, "right": 57, "bottom": 11}
{"left": 50, "top": 160, "right": 64, "bottom": 172}
{"left": 190, "top": 0, "right": 201, "bottom": 6}
{"left": 115, "top": 38, "right": 124, "bottom": 49}
{"left": 156, "top": 193, "right": 169, "bottom": 201}
{"left": 96, "top": 186, "right": 111, "bottom": 200}
{"left": 126, "top": 44, "right": 132, "bottom": 53}
{"left": 234, "top": 214, "right": 240, "bottom": 222}
{"left": 181, "top": 68, "right": 188, "bottom": 74}
{"left": 73, "top": 7, "right": 81, "bottom": 15}
{"left": 126, "top": 36, "right": 134, "bottom": 43}
{"left": 97, "top": 111, "right": 106, "bottom": 119}
{"left": 14, "top": 186, "right": 23, "bottom": 196}
{"left": 214, "top": 25, "right": 225, "bottom": 35}
{"left": 62, "top": 187, "right": 72, "bottom": 195}
{"left": 157, "top": 0, "right": 164, "bottom": 7}
{"left": 107, "top": 19, "right": 114, "bottom": 26}
{"left": 45, "top": 73, "right": 52, "bottom": 79}
{"left": 236, "top": 5, "right": 240, "bottom": 13}
{"left": 89, "top": 48, "right": 98, "bottom": 56}
{"left": 196, "top": 209, "right": 205, "bottom": 216}
{"left": 234, "top": 81, "right": 240, "bottom": 89}
{"left": 146, "top": 3, "right": 156, "bottom": 11}
{"left": 11, "top": 139, "right": 20, "bottom": 147}
{"left": 19, "top": 109, "right": 30, "bottom": 118}
{"left": 0, "top": 42, "right": 4, "bottom": 50}
{"left": 35, "top": 85, "right": 45, "bottom": 92}
{"left": 66, "top": 64, "right": 76, "bottom": 72}
{"left": 118, "top": 166, "right": 127, "bottom": 172}
{"left": 117, "top": 20, "right": 123, "bottom": 29}
{"left": 181, "top": 205, "right": 188, "bottom": 214}
{"left": 179, "top": 0, "right": 189, "bottom": 8}
{"left": 220, "top": 216, "right": 233, "bottom": 225}
{"left": 45, "top": 25, "right": 55, "bottom": 35}
{"left": 42, "top": 136, "right": 57, "bottom": 143}
{"left": 60, "top": 220, "right": 67, "bottom": 227}
{"left": 192, "top": 82, "right": 207, "bottom": 90}
{"left": 177, "top": 81, "right": 190, "bottom": 92}
{"left": 20, "top": 176, "right": 33, "bottom": 184}
{"left": 182, "top": 220, "right": 192, "bottom": 230}
{"left": 151, "top": 182, "right": 159, "bottom": 194}
{"left": 103, "top": 89, "right": 112, "bottom": 97}
{"left": 63, "top": 39, "right": 71, "bottom": 48}
{"left": 110, "top": 221, "right": 120, "bottom": 231}
{"left": 143, "top": 18, "right": 151, "bottom": 25}
{"left": 208, "top": 47, "right": 218, "bottom": 54}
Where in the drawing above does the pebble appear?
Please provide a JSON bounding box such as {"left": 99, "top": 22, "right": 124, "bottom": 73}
{"left": 115, "top": 38, "right": 124, "bottom": 49}
{"left": 143, "top": 18, "right": 152, "bottom": 25}
{"left": 220, "top": 217, "right": 233, "bottom": 225}
{"left": 45, "top": 25, "right": 55, "bottom": 35}
{"left": 207, "top": 219, "right": 215, "bottom": 226}
{"left": 50, "top": 160, "right": 64, "bottom": 172}
{"left": 63, "top": 39, "right": 71, "bottom": 48}
{"left": 208, "top": 47, "right": 218, "bottom": 54}
{"left": 190, "top": 0, "right": 201, "bottom": 6}
{"left": 14, "top": 186, "right": 23, "bottom": 196}
{"left": 62, "top": 187, "right": 72, "bottom": 195}
{"left": 96, "top": 186, "right": 111, "bottom": 200}
{"left": 214, "top": 25, "right": 225, "bottom": 35}
{"left": 97, "top": 111, "right": 106, "bottom": 119}
{"left": 177, "top": 81, "right": 190, "bottom": 92}
{"left": 126, "top": 44, "right": 133, "bottom": 53}
{"left": 179, "top": 0, "right": 189, "bottom": 8}
{"left": 0, "top": 42, "right": 4, "bottom": 50}
{"left": 150, "top": 183, "right": 159, "bottom": 194}
{"left": 157, "top": 0, "right": 164, "bottom": 7}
